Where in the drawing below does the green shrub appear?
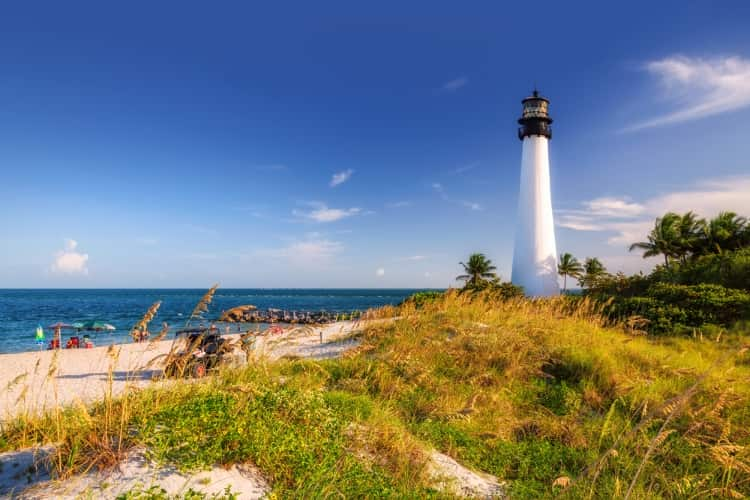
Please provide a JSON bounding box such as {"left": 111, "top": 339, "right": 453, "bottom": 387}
{"left": 607, "top": 283, "right": 750, "bottom": 334}
{"left": 401, "top": 290, "right": 444, "bottom": 307}
{"left": 667, "top": 248, "right": 750, "bottom": 290}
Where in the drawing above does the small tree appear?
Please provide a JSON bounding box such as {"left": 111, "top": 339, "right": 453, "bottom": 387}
{"left": 557, "top": 252, "right": 583, "bottom": 292}
{"left": 456, "top": 253, "right": 499, "bottom": 290}
{"left": 578, "top": 257, "right": 608, "bottom": 289}
{"left": 629, "top": 213, "right": 681, "bottom": 268}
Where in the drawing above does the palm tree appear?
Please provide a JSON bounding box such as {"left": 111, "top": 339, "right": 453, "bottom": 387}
{"left": 578, "top": 257, "right": 608, "bottom": 289}
{"left": 674, "top": 211, "right": 704, "bottom": 263}
{"left": 557, "top": 253, "right": 583, "bottom": 292}
{"left": 456, "top": 253, "right": 498, "bottom": 290}
{"left": 698, "top": 212, "right": 748, "bottom": 254}
{"left": 629, "top": 212, "right": 681, "bottom": 268}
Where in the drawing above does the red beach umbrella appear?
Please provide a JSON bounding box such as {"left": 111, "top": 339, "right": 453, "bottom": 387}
{"left": 47, "top": 322, "right": 74, "bottom": 330}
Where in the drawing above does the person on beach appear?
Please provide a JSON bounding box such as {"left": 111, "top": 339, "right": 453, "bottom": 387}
{"left": 49, "top": 326, "right": 62, "bottom": 349}
{"left": 132, "top": 327, "right": 148, "bottom": 343}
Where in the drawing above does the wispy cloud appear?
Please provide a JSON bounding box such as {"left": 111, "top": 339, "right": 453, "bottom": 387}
{"left": 463, "top": 201, "right": 482, "bottom": 211}
{"left": 441, "top": 76, "right": 468, "bottom": 92}
{"left": 386, "top": 201, "right": 412, "bottom": 209}
{"left": 293, "top": 202, "right": 361, "bottom": 223}
{"left": 51, "top": 239, "right": 89, "bottom": 275}
{"left": 330, "top": 169, "right": 354, "bottom": 187}
{"left": 452, "top": 162, "right": 479, "bottom": 175}
{"left": 257, "top": 236, "right": 343, "bottom": 264}
{"left": 432, "top": 183, "right": 482, "bottom": 211}
{"left": 625, "top": 55, "right": 750, "bottom": 131}
{"left": 181, "top": 223, "right": 218, "bottom": 235}
{"left": 375, "top": 268, "right": 385, "bottom": 277}
{"left": 557, "top": 197, "right": 645, "bottom": 230}
{"left": 557, "top": 175, "right": 750, "bottom": 248}
{"left": 405, "top": 255, "right": 426, "bottom": 261}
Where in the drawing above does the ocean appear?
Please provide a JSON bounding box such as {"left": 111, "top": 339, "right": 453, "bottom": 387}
{"left": 0, "top": 289, "right": 426, "bottom": 354}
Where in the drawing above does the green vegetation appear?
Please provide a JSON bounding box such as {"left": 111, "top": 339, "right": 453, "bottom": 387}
{"left": 3, "top": 292, "right": 749, "bottom": 498}
{"left": 117, "top": 485, "right": 238, "bottom": 499}
{"left": 456, "top": 253, "right": 499, "bottom": 290}
{"left": 401, "top": 290, "right": 445, "bottom": 307}
{"left": 629, "top": 211, "right": 749, "bottom": 268}
{"left": 561, "top": 210, "right": 750, "bottom": 335}
{"left": 557, "top": 253, "right": 583, "bottom": 292}
{"left": 3, "top": 212, "right": 750, "bottom": 497}
{"left": 453, "top": 253, "right": 524, "bottom": 298}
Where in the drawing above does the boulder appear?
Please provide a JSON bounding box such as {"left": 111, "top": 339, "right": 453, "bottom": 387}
{"left": 219, "top": 305, "right": 257, "bottom": 322}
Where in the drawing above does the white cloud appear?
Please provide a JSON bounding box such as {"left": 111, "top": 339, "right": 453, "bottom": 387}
{"left": 405, "top": 255, "right": 426, "bottom": 261}
{"left": 51, "top": 239, "right": 89, "bottom": 275}
{"left": 453, "top": 162, "right": 479, "bottom": 174}
{"left": 583, "top": 197, "right": 645, "bottom": 217}
{"left": 376, "top": 268, "right": 385, "bottom": 277}
{"left": 463, "top": 201, "right": 482, "bottom": 211}
{"left": 330, "top": 169, "right": 354, "bottom": 187}
{"left": 556, "top": 214, "right": 606, "bottom": 232}
{"left": 424, "top": 271, "right": 432, "bottom": 278}
{"left": 432, "top": 182, "right": 482, "bottom": 211}
{"left": 181, "top": 223, "right": 218, "bottom": 235}
{"left": 441, "top": 76, "right": 468, "bottom": 92}
{"left": 557, "top": 175, "right": 750, "bottom": 249}
{"left": 258, "top": 237, "right": 343, "bottom": 264}
{"left": 293, "top": 202, "right": 361, "bottom": 223}
{"left": 557, "top": 197, "right": 644, "bottom": 231}
{"left": 626, "top": 55, "right": 750, "bottom": 131}
{"left": 386, "top": 201, "right": 412, "bottom": 208}
{"left": 644, "top": 177, "right": 750, "bottom": 215}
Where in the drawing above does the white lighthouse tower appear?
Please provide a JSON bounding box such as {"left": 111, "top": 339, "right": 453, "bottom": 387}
{"left": 511, "top": 90, "right": 559, "bottom": 297}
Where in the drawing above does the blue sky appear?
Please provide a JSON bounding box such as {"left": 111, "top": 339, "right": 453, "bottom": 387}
{"left": 1, "top": 1, "right": 750, "bottom": 288}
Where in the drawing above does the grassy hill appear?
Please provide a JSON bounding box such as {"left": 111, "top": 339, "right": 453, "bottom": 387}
{"left": 3, "top": 291, "right": 749, "bottom": 498}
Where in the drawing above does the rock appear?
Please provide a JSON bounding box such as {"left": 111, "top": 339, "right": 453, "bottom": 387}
{"left": 427, "top": 450, "right": 506, "bottom": 498}
{"left": 219, "top": 305, "right": 257, "bottom": 322}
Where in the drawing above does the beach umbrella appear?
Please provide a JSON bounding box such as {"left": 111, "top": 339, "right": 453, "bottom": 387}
{"left": 47, "top": 322, "right": 74, "bottom": 330}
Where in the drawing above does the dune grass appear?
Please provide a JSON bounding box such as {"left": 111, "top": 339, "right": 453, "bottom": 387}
{"left": 2, "top": 290, "right": 749, "bottom": 498}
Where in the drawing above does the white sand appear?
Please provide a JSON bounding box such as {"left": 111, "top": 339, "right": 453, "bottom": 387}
{"left": 0, "top": 320, "right": 361, "bottom": 419}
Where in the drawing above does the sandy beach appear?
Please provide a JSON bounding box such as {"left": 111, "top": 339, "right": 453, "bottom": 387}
{"left": 0, "top": 320, "right": 361, "bottom": 420}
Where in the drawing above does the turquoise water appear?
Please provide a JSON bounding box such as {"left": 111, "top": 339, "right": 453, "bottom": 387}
{"left": 0, "top": 289, "right": 426, "bottom": 354}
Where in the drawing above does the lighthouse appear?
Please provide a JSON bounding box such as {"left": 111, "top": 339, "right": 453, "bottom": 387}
{"left": 511, "top": 90, "right": 559, "bottom": 297}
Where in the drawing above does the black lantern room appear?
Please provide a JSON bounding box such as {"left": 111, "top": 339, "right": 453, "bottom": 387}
{"left": 518, "top": 90, "right": 552, "bottom": 140}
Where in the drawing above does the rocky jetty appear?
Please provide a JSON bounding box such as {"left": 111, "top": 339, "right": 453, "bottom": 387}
{"left": 219, "top": 305, "right": 361, "bottom": 325}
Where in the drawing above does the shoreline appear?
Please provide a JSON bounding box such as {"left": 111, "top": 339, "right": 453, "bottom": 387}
{"left": 0, "top": 320, "right": 361, "bottom": 420}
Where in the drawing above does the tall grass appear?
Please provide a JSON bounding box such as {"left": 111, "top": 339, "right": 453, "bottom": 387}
{"left": 1, "top": 289, "right": 748, "bottom": 498}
